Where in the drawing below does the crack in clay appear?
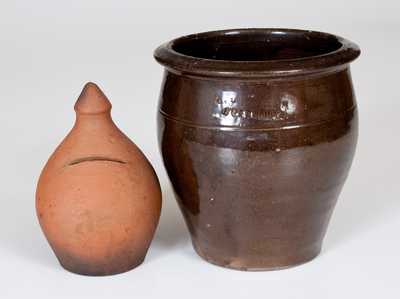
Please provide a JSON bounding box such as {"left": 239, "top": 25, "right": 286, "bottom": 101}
{"left": 67, "top": 156, "right": 126, "bottom": 166}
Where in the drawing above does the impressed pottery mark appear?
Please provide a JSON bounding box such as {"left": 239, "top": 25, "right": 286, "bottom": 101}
{"left": 214, "top": 91, "right": 296, "bottom": 122}
{"left": 220, "top": 106, "right": 286, "bottom": 121}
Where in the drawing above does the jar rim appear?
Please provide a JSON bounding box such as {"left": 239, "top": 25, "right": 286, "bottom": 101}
{"left": 154, "top": 28, "right": 360, "bottom": 78}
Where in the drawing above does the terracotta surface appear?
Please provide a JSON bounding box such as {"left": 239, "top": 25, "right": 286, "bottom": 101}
{"left": 36, "top": 83, "right": 161, "bottom": 276}
{"left": 154, "top": 28, "right": 360, "bottom": 270}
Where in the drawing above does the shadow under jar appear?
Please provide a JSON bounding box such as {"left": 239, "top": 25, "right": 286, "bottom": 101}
{"left": 154, "top": 28, "right": 360, "bottom": 271}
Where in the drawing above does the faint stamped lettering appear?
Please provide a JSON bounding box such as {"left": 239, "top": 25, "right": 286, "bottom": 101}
{"left": 214, "top": 92, "right": 296, "bottom": 121}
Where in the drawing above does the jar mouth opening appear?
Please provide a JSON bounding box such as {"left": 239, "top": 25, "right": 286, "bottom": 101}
{"left": 154, "top": 28, "right": 360, "bottom": 78}
{"left": 172, "top": 29, "right": 343, "bottom": 62}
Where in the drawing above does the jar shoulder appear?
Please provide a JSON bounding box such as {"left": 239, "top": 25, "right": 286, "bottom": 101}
{"left": 158, "top": 68, "right": 357, "bottom": 130}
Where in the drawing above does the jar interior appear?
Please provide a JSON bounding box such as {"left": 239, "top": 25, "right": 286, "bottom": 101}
{"left": 172, "top": 30, "right": 343, "bottom": 61}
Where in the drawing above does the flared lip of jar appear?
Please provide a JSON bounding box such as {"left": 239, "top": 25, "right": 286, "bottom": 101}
{"left": 154, "top": 28, "right": 360, "bottom": 78}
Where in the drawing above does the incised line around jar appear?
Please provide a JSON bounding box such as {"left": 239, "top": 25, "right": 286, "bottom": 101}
{"left": 159, "top": 104, "right": 356, "bottom": 132}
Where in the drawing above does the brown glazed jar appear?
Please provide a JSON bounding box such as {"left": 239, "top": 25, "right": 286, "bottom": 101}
{"left": 154, "top": 28, "right": 360, "bottom": 270}
{"left": 36, "top": 83, "right": 161, "bottom": 275}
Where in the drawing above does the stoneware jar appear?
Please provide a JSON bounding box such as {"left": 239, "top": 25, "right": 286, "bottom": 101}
{"left": 36, "top": 83, "right": 162, "bottom": 276}
{"left": 154, "top": 28, "right": 360, "bottom": 270}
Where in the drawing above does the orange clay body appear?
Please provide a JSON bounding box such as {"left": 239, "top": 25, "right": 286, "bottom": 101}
{"left": 36, "top": 83, "right": 161, "bottom": 275}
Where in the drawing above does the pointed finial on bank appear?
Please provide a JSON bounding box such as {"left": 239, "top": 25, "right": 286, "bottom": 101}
{"left": 74, "top": 82, "right": 112, "bottom": 115}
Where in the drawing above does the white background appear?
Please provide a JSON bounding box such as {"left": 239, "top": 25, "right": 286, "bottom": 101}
{"left": 0, "top": 1, "right": 399, "bottom": 298}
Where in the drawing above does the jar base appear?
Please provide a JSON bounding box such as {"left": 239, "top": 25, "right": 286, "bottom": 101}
{"left": 193, "top": 243, "right": 321, "bottom": 271}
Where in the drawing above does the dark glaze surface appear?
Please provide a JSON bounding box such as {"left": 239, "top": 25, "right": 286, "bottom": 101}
{"left": 155, "top": 28, "right": 360, "bottom": 270}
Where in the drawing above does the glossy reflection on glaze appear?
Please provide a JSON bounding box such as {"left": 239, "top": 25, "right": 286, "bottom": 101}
{"left": 155, "top": 28, "right": 360, "bottom": 270}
